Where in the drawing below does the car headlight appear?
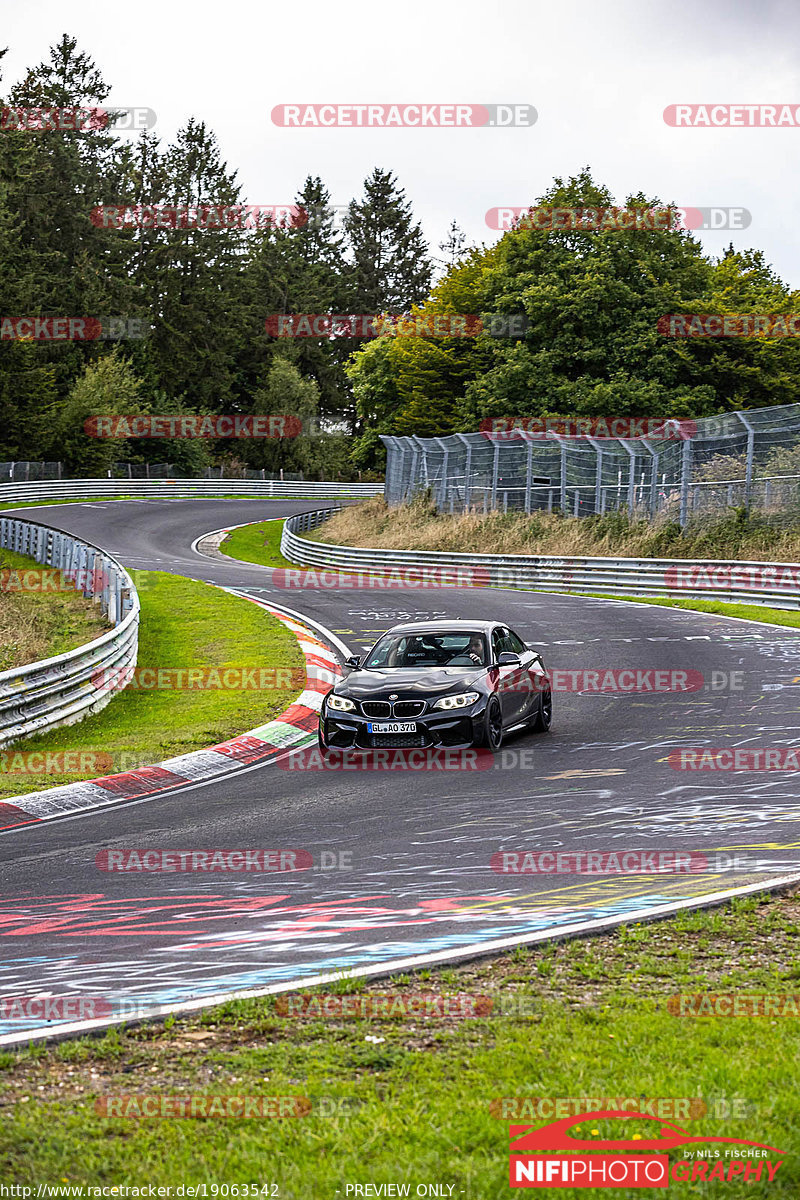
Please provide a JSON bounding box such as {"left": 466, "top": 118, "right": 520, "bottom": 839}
{"left": 326, "top": 694, "right": 356, "bottom": 712}
{"left": 433, "top": 691, "right": 480, "bottom": 711}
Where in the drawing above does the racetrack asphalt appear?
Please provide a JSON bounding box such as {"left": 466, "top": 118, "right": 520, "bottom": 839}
{"left": 1, "top": 498, "right": 799, "bottom": 1041}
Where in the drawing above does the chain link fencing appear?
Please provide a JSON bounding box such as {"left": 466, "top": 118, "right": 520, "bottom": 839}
{"left": 382, "top": 403, "right": 800, "bottom": 525}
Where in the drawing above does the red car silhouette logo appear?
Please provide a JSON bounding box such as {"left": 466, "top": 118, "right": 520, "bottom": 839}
{"left": 510, "top": 1110, "right": 783, "bottom": 1155}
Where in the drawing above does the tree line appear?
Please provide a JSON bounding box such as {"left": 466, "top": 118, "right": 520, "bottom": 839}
{"left": 0, "top": 35, "right": 434, "bottom": 477}
{"left": 2, "top": 38, "right": 799, "bottom": 478}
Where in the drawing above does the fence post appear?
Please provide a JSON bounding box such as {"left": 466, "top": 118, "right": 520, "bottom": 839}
{"left": 558, "top": 440, "right": 567, "bottom": 514}
{"left": 615, "top": 440, "right": 637, "bottom": 517}
{"left": 736, "top": 412, "right": 755, "bottom": 511}
{"left": 434, "top": 438, "right": 449, "bottom": 510}
{"left": 588, "top": 437, "right": 604, "bottom": 516}
{"left": 679, "top": 437, "right": 692, "bottom": 527}
{"left": 411, "top": 436, "right": 430, "bottom": 491}
{"left": 407, "top": 446, "right": 419, "bottom": 501}
{"left": 455, "top": 434, "right": 472, "bottom": 513}
{"left": 524, "top": 435, "right": 534, "bottom": 515}
{"left": 640, "top": 438, "right": 659, "bottom": 519}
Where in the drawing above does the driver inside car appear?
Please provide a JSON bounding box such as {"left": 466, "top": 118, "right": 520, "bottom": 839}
{"left": 467, "top": 634, "right": 485, "bottom": 665}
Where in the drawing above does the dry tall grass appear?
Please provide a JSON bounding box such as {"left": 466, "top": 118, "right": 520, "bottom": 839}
{"left": 311, "top": 497, "right": 800, "bottom": 562}
{"left": 0, "top": 553, "right": 112, "bottom": 672}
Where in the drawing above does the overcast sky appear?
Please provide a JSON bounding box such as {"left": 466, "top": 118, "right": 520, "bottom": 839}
{"left": 3, "top": 0, "right": 800, "bottom": 283}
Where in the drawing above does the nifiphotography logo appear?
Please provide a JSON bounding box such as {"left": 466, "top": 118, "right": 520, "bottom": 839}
{"left": 508, "top": 1110, "right": 785, "bottom": 1188}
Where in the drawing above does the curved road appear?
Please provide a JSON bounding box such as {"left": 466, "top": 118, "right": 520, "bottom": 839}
{"left": 1, "top": 498, "right": 800, "bottom": 1040}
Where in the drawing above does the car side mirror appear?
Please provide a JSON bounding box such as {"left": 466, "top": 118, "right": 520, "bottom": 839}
{"left": 345, "top": 655, "right": 361, "bottom": 669}
{"left": 497, "top": 652, "right": 521, "bottom": 666}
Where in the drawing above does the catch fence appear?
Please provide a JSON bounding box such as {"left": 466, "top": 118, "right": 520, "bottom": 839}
{"left": 382, "top": 403, "right": 800, "bottom": 525}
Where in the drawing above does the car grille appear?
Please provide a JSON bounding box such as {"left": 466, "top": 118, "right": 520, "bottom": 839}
{"left": 369, "top": 734, "right": 427, "bottom": 748}
{"left": 360, "top": 700, "right": 426, "bottom": 718}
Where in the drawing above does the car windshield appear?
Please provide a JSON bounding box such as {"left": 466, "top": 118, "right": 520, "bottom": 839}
{"left": 363, "top": 631, "right": 487, "bottom": 669}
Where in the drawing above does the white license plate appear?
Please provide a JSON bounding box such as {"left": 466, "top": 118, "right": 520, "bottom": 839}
{"left": 367, "top": 721, "right": 417, "bottom": 734}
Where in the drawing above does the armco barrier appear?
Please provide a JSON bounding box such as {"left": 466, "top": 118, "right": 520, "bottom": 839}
{"left": 0, "top": 479, "right": 383, "bottom": 504}
{"left": 0, "top": 518, "right": 139, "bottom": 748}
{"left": 280, "top": 509, "right": 800, "bottom": 609}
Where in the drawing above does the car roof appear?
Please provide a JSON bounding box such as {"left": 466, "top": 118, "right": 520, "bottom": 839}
{"left": 383, "top": 620, "right": 502, "bottom": 634}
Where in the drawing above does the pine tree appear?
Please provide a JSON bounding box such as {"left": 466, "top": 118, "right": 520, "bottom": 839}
{"left": 136, "top": 119, "right": 248, "bottom": 410}
{"left": 344, "top": 169, "right": 432, "bottom": 314}
{"left": 0, "top": 36, "right": 138, "bottom": 458}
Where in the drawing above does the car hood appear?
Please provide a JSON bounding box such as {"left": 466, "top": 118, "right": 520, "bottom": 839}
{"left": 337, "top": 667, "right": 485, "bottom": 699}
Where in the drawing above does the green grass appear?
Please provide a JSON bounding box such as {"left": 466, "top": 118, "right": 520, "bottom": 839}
{"left": 586, "top": 593, "right": 800, "bottom": 628}
{"left": 0, "top": 570, "right": 304, "bottom": 798}
{"left": 0, "top": 548, "right": 111, "bottom": 671}
{"left": 219, "top": 519, "right": 296, "bottom": 569}
{"left": 1, "top": 891, "right": 799, "bottom": 1195}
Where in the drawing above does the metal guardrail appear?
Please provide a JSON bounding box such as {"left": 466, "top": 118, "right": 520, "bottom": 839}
{"left": 0, "top": 518, "right": 139, "bottom": 748}
{"left": 281, "top": 509, "right": 800, "bottom": 610}
{"left": 0, "top": 479, "right": 384, "bottom": 504}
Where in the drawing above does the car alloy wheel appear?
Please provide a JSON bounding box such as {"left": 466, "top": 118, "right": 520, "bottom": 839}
{"left": 531, "top": 687, "right": 552, "bottom": 732}
{"left": 486, "top": 697, "right": 504, "bottom": 752}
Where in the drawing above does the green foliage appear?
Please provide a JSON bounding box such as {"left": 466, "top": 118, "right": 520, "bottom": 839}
{"left": 49, "top": 348, "right": 145, "bottom": 474}
{"left": 346, "top": 167, "right": 800, "bottom": 469}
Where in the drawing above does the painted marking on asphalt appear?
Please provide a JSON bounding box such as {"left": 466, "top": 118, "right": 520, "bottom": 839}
{"left": 542, "top": 768, "right": 627, "bottom": 779}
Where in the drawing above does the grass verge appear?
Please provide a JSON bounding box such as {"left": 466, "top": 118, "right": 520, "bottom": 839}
{"left": 219, "top": 519, "right": 297, "bottom": 569}
{"left": 0, "top": 570, "right": 304, "bottom": 798}
{"left": 586, "top": 593, "right": 800, "bottom": 628}
{"left": 1, "top": 890, "right": 798, "bottom": 1195}
{"left": 0, "top": 548, "right": 111, "bottom": 672}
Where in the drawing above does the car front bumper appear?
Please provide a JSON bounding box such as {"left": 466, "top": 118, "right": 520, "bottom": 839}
{"left": 320, "top": 700, "right": 488, "bottom": 750}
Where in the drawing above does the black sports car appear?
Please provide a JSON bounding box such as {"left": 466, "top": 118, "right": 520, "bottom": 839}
{"left": 318, "top": 619, "right": 552, "bottom": 752}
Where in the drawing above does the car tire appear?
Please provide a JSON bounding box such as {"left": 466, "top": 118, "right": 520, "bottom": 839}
{"left": 530, "top": 686, "right": 552, "bottom": 733}
{"left": 318, "top": 723, "right": 329, "bottom": 754}
{"left": 482, "top": 697, "right": 504, "bottom": 753}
